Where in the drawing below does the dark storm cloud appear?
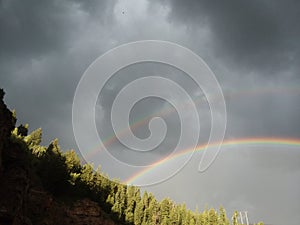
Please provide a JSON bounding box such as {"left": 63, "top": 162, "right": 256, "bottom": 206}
{"left": 161, "top": 0, "right": 300, "bottom": 74}
{"left": 0, "top": 0, "right": 117, "bottom": 148}
{"left": 0, "top": 0, "right": 115, "bottom": 58}
{"left": 156, "top": 0, "right": 300, "bottom": 142}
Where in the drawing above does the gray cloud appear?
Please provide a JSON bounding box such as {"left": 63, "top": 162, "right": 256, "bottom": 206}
{"left": 0, "top": 0, "right": 115, "bottom": 58}
{"left": 0, "top": 0, "right": 118, "bottom": 148}
{"left": 161, "top": 0, "right": 300, "bottom": 75}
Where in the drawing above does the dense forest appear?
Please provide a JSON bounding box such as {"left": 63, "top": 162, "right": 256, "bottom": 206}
{"left": 0, "top": 89, "right": 264, "bottom": 225}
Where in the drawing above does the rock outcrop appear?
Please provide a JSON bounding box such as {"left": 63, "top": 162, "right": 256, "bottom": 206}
{"left": 0, "top": 89, "right": 15, "bottom": 173}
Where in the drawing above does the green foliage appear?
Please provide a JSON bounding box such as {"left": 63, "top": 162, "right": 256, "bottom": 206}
{"left": 24, "top": 128, "right": 45, "bottom": 157}
{"left": 35, "top": 139, "right": 70, "bottom": 194}
{"left": 11, "top": 109, "right": 17, "bottom": 125}
{"left": 134, "top": 200, "right": 144, "bottom": 225}
{"left": 160, "top": 198, "right": 172, "bottom": 220}
{"left": 125, "top": 186, "right": 137, "bottom": 223}
{"left": 218, "top": 206, "right": 230, "bottom": 225}
{"left": 232, "top": 211, "right": 239, "bottom": 225}
{"left": 208, "top": 208, "right": 218, "bottom": 225}
{"left": 12, "top": 124, "right": 265, "bottom": 225}
{"left": 17, "top": 124, "right": 28, "bottom": 136}
{"left": 0, "top": 91, "right": 266, "bottom": 225}
{"left": 64, "top": 149, "right": 81, "bottom": 173}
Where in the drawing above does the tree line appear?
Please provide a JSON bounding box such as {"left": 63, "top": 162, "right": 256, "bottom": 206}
{"left": 10, "top": 121, "right": 264, "bottom": 225}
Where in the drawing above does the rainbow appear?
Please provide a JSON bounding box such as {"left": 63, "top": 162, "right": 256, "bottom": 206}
{"left": 86, "top": 84, "right": 300, "bottom": 161}
{"left": 124, "top": 137, "right": 300, "bottom": 184}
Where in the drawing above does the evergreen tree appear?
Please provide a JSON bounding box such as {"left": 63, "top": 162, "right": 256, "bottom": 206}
{"left": 106, "top": 194, "right": 115, "bottom": 206}
{"left": 142, "top": 191, "right": 150, "bottom": 208}
{"left": 134, "top": 200, "right": 144, "bottom": 225}
{"left": 232, "top": 211, "right": 239, "bottom": 225}
{"left": 25, "top": 128, "right": 42, "bottom": 147}
{"left": 160, "top": 198, "right": 172, "bottom": 220}
{"left": 201, "top": 209, "right": 209, "bottom": 225}
{"left": 17, "top": 124, "right": 28, "bottom": 136}
{"left": 24, "top": 128, "right": 46, "bottom": 156}
{"left": 190, "top": 217, "right": 196, "bottom": 225}
{"left": 80, "top": 163, "right": 95, "bottom": 186}
{"left": 64, "top": 149, "right": 81, "bottom": 173}
{"left": 218, "top": 206, "right": 230, "bottom": 225}
{"left": 169, "top": 206, "right": 180, "bottom": 225}
{"left": 195, "top": 212, "right": 203, "bottom": 225}
{"left": 179, "top": 204, "right": 188, "bottom": 225}
{"left": 36, "top": 139, "right": 69, "bottom": 194}
{"left": 208, "top": 208, "right": 218, "bottom": 225}
{"left": 185, "top": 210, "right": 192, "bottom": 225}
{"left": 125, "top": 186, "right": 136, "bottom": 223}
{"left": 112, "top": 184, "right": 127, "bottom": 219}
{"left": 148, "top": 197, "right": 159, "bottom": 225}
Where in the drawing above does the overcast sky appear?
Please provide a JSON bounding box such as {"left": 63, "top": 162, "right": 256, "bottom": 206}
{"left": 1, "top": 0, "right": 300, "bottom": 224}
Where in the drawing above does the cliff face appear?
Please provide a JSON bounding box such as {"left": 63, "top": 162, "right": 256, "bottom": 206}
{"left": 0, "top": 89, "right": 15, "bottom": 173}
{"left": 0, "top": 90, "right": 120, "bottom": 225}
{"left": 27, "top": 190, "right": 117, "bottom": 225}
{"left": 0, "top": 89, "right": 27, "bottom": 225}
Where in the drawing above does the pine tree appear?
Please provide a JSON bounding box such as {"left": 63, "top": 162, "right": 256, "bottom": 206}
{"left": 106, "top": 194, "right": 115, "bottom": 205}
{"left": 25, "top": 128, "right": 42, "bottom": 146}
{"left": 80, "top": 163, "right": 95, "bottom": 187}
{"left": 143, "top": 191, "right": 151, "bottom": 207}
{"left": 148, "top": 197, "right": 159, "bottom": 225}
{"left": 232, "top": 211, "right": 239, "bottom": 225}
{"left": 160, "top": 198, "right": 172, "bottom": 220}
{"left": 208, "top": 208, "right": 218, "bottom": 225}
{"left": 169, "top": 205, "right": 180, "bottom": 225}
{"left": 190, "top": 217, "right": 196, "bottom": 225}
{"left": 143, "top": 207, "right": 151, "bottom": 225}
{"left": 19, "top": 124, "right": 28, "bottom": 136}
{"left": 218, "top": 206, "right": 230, "bottom": 225}
{"left": 24, "top": 128, "right": 46, "bottom": 156}
{"left": 185, "top": 210, "right": 192, "bottom": 225}
{"left": 125, "top": 186, "right": 136, "bottom": 223}
{"left": 36, "top": 139, "right": 69, "bottom": 194}
{"left": 141, "top": 191, "right": 151, "bottom": 224}
{"left": 201, "top": 208, "right": 209, "bottom": 225}
{"left": 179, "top": 204, "right": 188, "bottom": 225}
{"left": 64, "top": 149, "right": 81, "bottom": 173}
{"left": 11, "top": 109, "right": 17, "bottom": 125}
{"left": 134, "top": 200, "right": 144, "bottom": 225}
{"left": 195, "top": 212, "right": 203, "bottom": 225}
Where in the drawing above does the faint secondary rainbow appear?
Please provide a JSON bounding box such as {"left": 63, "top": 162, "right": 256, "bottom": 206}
{"left": 124, "top": 137, "right": 300, "bottom": 184}
{"left": 86, "top": 85, "right": 300, "bottom": 161}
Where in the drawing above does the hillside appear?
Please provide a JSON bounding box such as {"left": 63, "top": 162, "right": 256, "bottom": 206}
{"left": 0, "top": 89, "right": 264, "bottom": 225}
{"left": 0, "top": 89, "right": 122, "bottom": 225}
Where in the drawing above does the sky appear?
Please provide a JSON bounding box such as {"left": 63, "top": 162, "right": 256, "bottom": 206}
{"left": 1, "top": 0, "right": 300, "bottom": 224}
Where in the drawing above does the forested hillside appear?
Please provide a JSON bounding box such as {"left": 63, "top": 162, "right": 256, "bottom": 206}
{"left": 0, "top": 89, "right": 264, "bottom": 225}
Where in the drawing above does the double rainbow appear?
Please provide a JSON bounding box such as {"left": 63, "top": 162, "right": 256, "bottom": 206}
{"left": 87, "top": 84, "right": 300, "bottom": 160}
{"left": 83, "top": 84, "right": 300, "bottom": 184}
{"left": 124, "top": 137, "right": 300, "bottom": 184}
